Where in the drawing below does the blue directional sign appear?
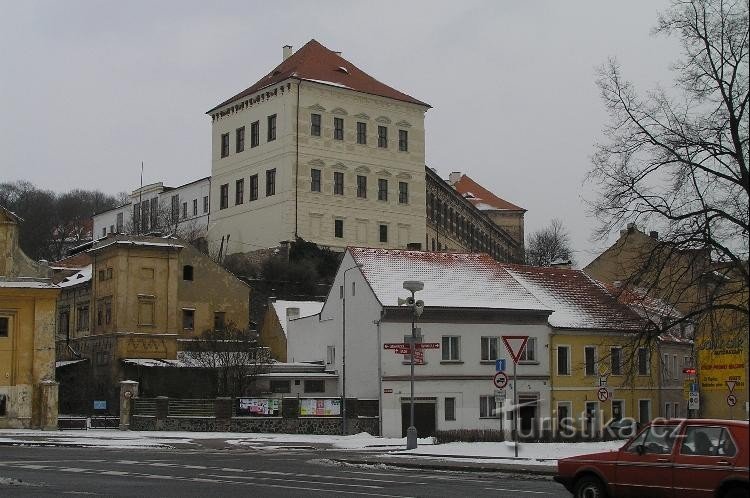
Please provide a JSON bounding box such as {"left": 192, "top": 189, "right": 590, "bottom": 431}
{"left": 495, "top": 359, "right": 506, "bottom": 372}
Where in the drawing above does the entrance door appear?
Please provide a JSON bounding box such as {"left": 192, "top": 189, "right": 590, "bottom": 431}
{"left": 401, "top": 401, "right": 436, "bottom": 437}
{"left": 518, "top": 394, "right": 538, "bottom": 438}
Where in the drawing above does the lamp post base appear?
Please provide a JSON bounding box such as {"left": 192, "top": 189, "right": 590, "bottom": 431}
{"left": 406, "top": 426, "right": 418, "bottom": 449}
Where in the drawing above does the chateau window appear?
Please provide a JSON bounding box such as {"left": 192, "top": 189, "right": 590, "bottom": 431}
{"left": 138, "top": 296, "right": 155, "bottom": 326}
{"left": 116, "top": 212, "right": 123, "bottom": 232}
{"left": 356, "top": 175, "right": 367, "bottom": 198}
{"left": 236, "top": 178, "right": 244, "bottom": 205}
{"left": 220, "top": 133, "right": 229, "bottom": 158}
{"left": 357, "top": 122, "right": 367, "bottom": 144}
{"left": 76, "top": 305, "right": 89, "bottom": 331}
{"left": 219, "top": 184, "right": 228, "bottom": 209}
{"left": 203, "top": 196, "right": 209, "bottom": 213}
{"left": 398, "top": 182, "right": 408, "bottom": 204}
{"left": 333, "top": 172, "right": 344, "bottom": 195}
{"left": 334, "top": 117, "right": 344, "bottom": 140}
{"left": 249, "top": 175, "right": 258, "bottom": 201}
{"left": 266, "top": 169, "right": 276, "bottom": 196}
{"left": 251, "top": 121, "right": 259, "bottom": 147}
{"left": 182, "top": 202, "right": 187, "bottom": 219}
{"left": 267, "top": 114, "right": 277, "bottom": 141}
{"left": 236, "top": 126, "right": 245, "bottom": 152}
{"left": 311, "top": 113, "right": 321, "bottom": 136}
{"left": 399, "top": 129, "right": 408, "bottom": 151}
{"left": 379, "top": 224, "right": 388, "bottom": 243}
{"left": 378, "top": 126, "right": 388, "bottom": 148}
{"left": 378, "top": 179, "right": 388, "bottom": 201}
{"left": 182, "top": 309, "right": 195, "bottom": 330}
{"left": 192, "top": 199, "right": 198, "bottom": 216}
{"left": 334, "top": 219, "right": 343, "bottom": 238}
{"left": 311, "top": 169, "right": 321, "bottom": 192}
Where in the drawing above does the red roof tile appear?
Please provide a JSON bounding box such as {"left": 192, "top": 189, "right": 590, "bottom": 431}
{"left": 51, "top": 252, "right": 91, "bottom": 270}
{"left": 208, "top": 39, "right": 429, "bottom": 113}
{"left": 451, "top": 175, "right": 525, "bottom": 212}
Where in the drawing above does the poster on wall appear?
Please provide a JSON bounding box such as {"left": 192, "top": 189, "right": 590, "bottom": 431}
{"left": 237, "top": 398, "right": 280, "bottom": 416}
{"left": 698, "top": 349, "right": 746, "bottom": 392}
{"left": 300, "top": 398, "right": 340, "bottom": 416}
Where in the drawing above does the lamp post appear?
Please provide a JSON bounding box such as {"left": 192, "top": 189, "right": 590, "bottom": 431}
{"left": 400, "top": 280, "right": 424, "bottom": 450}
{"left": 341, "top": 264, "right": 362, "bottom": 436}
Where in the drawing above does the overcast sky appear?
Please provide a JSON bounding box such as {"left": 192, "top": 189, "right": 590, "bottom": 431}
{"left": 0, "top": 0, "right": 681, "bottom": 266}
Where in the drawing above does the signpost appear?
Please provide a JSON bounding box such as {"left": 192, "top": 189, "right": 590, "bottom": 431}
{"left": 597, "top": 387, "right": 610, "bottom": 402}
{"left": 688, "top": 391, "right": 700, "bottom": 410}
{"left": 495, "top": 359, "right": 506, "bottom": 372}
{"left": 726, "top": 380, "right": 738, "bottom": 418}
{"left": 501, "top": 335, "right": 529, "bottom": 458}
{"left": 493, "top": 371, "right": 509, "bottom": 389}
{"left": 383, "top": 341, "right": 439, "bottom": 367}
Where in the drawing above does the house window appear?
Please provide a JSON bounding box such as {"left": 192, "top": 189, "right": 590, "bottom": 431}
{"left": 236, "top": 126, "right": 245, "bottom": 152}
{"left": 334, "top": 117, "right": 344, "bottom": 140}
{"left": 266, "top": 169, "right": 276, "bottom": 196}
{"left": 59, "top": 310, "right": 70, "bottom": 336}
{"left": 398, "top": 182, "right": 408, "bottom": 204}
{"left": 220, "top": 133, "right": 229, "bottom": 158}
{"left": 399, "top": 129, "right": 408, "bottom": 151}
{"left": 267, "top": 114, "right": 276, "bottom": 141}
{"left": 116, "top": 212, "right": 123, "bottom": 232}
{"left": 584, "top": 346, "right": 596, "bottom": 376}
{"left": 182, "top": 202, "right": 187, "bottom": 219}
{"left": 356, "top": 175, "right": 367, "bottom": 198}
{"left": 270, "top": 380, "right": 291, "bottom": 393}
{"left": 333, "top": 171, "right": 344, "bottom": 195}
{"left": 445, "top": 397, "right": 456, "bottom": 421}
{"left": 611, "top": 347, "right": 623, "bottom": 375}
{"left": 357, "top": 122, "right": 367, "bottom": 144}
{"left": 334, "top": 219, "right": 343, "bottom": 238}
{"left": 378, "top": 179, "right": 388, "bottom": 201}
{"left": 203, "top": 196, "right": 209, "bottom": 213}
{"left": 557, "top": 401, "right": 572, "bottom": 426}
{"left": 311, "top": 113, "right": 321, "bottom": 136}
{"left": 638, "top": 348, "right": 650, "bottom": 375}
{"left": 377, "top": 126, "right": 388, "bottom": 148}
{"left": 182, "top": 309, "right": 195, "bottom": 330}
{"left": 235, "top": 178, "right": 244, "bottom": 205}
{"left": 326, "top": 345, "right": 335, "bottom": 365}
{"left": 557, "top": 345, "right": 570, "bottom": 375}
{"left": 379, "top": 224, "right": 388, "bottom": 243}
{"left": 479, "top": 395, "right": 497, "bottom": 418}
{"left": 183, "top": 265, "right": 194, "bottom": 281}
{"left": 76, "top": 305, "right": 89, "bottom": 331}
{"left": 672, "top": 355, "right": 678, "bottom": 380}
{"left": 213, "top": 312, "right": 226, "bottom": 331}
{"left": 192, "top": 199, "right": 198, "bottom": 216}
{"left": 96, "top": 298, "right": 112, "bottom": 327}
{"left": 519, "top": 337, "right": 536, "bottom": 362}
{"left": 311, "top": 169, "right": 321, "bottom": 192}
{"left": 612, "top": 400, "right": 624, "bottom": 420}
{"left": 138, "top": 296, "right": 155, "bottom": 326}
{"left": 249, "top": 174, "right": 258, "bottom": 201}
{"left": 665, "top": 403, "right": 672, "bottom": 419}
{"left": 638, "top": 399, "right": 651, "bottom": 425}
{"left": 481, "top": 337, "right": 500, "bottom": 361}
{"left": 442, "top": 336, "right": 460, "bottom": 361}
{"left": 251, "top": 121, "right": 259, "bottom": 147}
{"left": 304, "top": 380, "right": 325, "bottom": 393}
{"left": 219, "top": 184, "right": 229, "bottom": 209}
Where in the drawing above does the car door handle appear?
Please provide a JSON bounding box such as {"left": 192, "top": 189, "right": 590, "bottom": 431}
{"left": 657, "top": 458, "right": 670, "bottom": 462}
{"left": 717, "top": 460, "right": 731, "bottom": 466}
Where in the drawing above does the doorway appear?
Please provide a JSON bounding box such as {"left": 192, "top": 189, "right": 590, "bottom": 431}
{"left": 518, "top": 394, "right": 539, "bottom": 438}
{"left": 401, "top": 399, "right": 437, "bottom": 437}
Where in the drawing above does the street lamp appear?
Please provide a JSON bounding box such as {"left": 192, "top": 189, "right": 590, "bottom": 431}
{"left": 341, "top": 264, "right": 363, "bottom": 435}
{"left": 399, "top": 280, "right": 424, "bottom": 450}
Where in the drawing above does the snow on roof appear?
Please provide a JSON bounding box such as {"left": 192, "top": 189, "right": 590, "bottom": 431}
{"left": 0, "top": 278, "right": 57, "bottom": 289}
{"left": 271, "top": 300, "right": 324, "bottom": 337}
{"left": 500, "top": 264, "right": 644, "bottom": 331}
{"left": 257, "top": 372, "right": 337, "bottom": 378}
{"left": 91, "top": 238, "right": 184, "bottom": 253}
{"left": 452, "top": 174, "right": 525, "bottom": 212}
{"left": 348, "top": 247, "right": 550, "bottom": 312}
{"left": 56, "top": 359, "right": 88, "bottom": 368}
{"left": 58, "top": 265, "right": 92, "bottom": 288}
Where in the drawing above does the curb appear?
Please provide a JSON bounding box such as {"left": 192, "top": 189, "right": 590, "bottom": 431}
{"left": 329, "top": 456, "right": 556, "bottom": 475}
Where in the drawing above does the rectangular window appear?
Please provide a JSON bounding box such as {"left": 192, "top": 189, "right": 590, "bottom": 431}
{"left": 612, "top": 400, "right": 624, "bottom": 420}
{"left": 182, "top": 202, "right": 187, "bottom": 219}
{"left": 219, "top": 184, "right": 229, "bottom": 209}
{"left": 445, "top": 397, "right": 456, "bottom": 421}
{"left": 235, "top": 178, "right": 244, "bottom": 205}
{"left": 664, "top": 353, "right": 670, "bottom": 379}
{"left": 379, "top": 224, "right": 388, "bottom": 243}
{"left": 76, "top": 305, "right": 89, "bottom": 331}
{"left": 213, "top": 312, "right": 226, "bottom": 332}
{"left": 311, "top": 113, "right": 321, "bottom": 136}
{"left": 399, "top": 129, "right": 408, "bottom": 151}
{"left": 585, "top": 346, "right": 596, "bottom": 376}
{"left": 357, "top": 122, "right": 367, "bottom": 144}
{"left": 116, "top": 212, "right": 123, "bottom": 233}
{"left": 479, "top": 395, "right": 497, "bottom": 418}
{"left": 611, "top": 347, "right": 623, "bottom": 375}
{"left": 266, "top": 169, "right": 276, "bottom": 196}
{"left": 356, "top": 175, "right": 367, "bottom": 198}
{"left": 441, "top": 336, "right": 460, "bottom": 361}
{"left": 203, "top": 196, "right": 209, "bottom": 213}
{"left": 270, "top": 380, "right": 291, "bottom": 393}
{"left": 334, "top": 117, "right": 344, "bottom": 140}
{"left": 333, "top": 171, "right": 344, "bottom": 195}
{"left": 236, "top": 126, "right": 245, "bottom": 152}
{"left": 311, "top": 169, "right": 321, "bottom": 192}
{"left": 398, "top": 182, "right": 408, "bottom": 204}
{"left": 638, "top": 348, "right": 649, "bottom": 375}
{"left": 557, "top": 402, "right": 572, "bottom": 426}
{"left": 378, "top": 179, "right": 388, "bottom": 201}
{"left": 481, "top": 337, "right": 500, "bottom": 361}
{"left": 150, "top": 197, "right": 158, "bottom": 229}
{"left": 665, "top": 403, "right": 672, "bottom": 419}
{"left": 138, "top": 296, "right": 155, "bottom": 326}
{"left": 557, "top": 345, "right": 570, "bottom": 375}
{"left": 304, "top": 380, "right": 325, "bottom": 393}
{"left": 182, "top": 309, "right": 195, "bottom": 330}
{"left": 672, "top": 355, "right": 678, "bottom": 380}
{"left": 267, "top": 114, "right": 276, "bottom": 141}
{"left": 519, "top": 337, "right": 536, "bottom": 362}
{"left": 334, "top": 219, "right": 343, "bottom": 238}
{"left": 140, "top": 200, "right": 149, "bottom": 232}
{"left": 220, "top": 133, "right": 229, "bottom": 158}
{"left": 378, "top": 126, "right": 388, "bottom": 148}
{"left": 638, "top": 399, "right": 651, "bottom": 425}
{"left": 192, "top": 199, "right": 198, "bottom": 216}
{"left": 0, "top": 317, "right": 9, "bottom": 338}
{"left": 249, "top": 174, "right": 258, "bottom": 201}
{"left": 251, "top": 121, "right": 259, "bottom": 147}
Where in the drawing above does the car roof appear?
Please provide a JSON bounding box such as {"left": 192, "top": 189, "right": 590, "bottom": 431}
{"left": 652, "top": 418, "right": 749, "bottom": 427}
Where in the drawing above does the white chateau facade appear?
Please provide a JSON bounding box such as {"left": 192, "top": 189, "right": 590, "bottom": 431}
{"left": 206, "top": 40, "right": 430, "bottom": 256}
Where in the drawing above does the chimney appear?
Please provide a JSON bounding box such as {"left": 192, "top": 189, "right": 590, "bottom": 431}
{"left": 333, "top": 51, "right": 342, "bottom": 56}
{"left": 448, "top": 172, "right": 462, "bottom": 185}
{"left": 649, "top": 231, "right": 659, "bottom": 239}
{"left": 283, "top": 45, "right": 293, "bottom": 61}
{"left": 287, "top": 307, "right": 300, "bottom": 320}
{"left": 627, "top": 222, "right": 636, "bottom": 233}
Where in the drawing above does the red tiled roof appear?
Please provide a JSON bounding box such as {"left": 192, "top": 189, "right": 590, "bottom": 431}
{"left": 452, "top": 175, "right": 525, "bottom": 212}
{"left": 51, "top": 252, "right": 91, "bottom": 270}
{"left": 208, "top": 39, "right": 429, "bottom": 113}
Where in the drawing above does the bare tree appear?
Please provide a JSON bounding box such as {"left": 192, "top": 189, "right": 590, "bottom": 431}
{"left": 587, "top": 0, "right": 749, "bottom": 342}
{"left": 525, "top": 218, "right": 575, "bottom": 266}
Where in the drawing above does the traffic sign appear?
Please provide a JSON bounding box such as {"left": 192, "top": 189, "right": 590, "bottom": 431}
{"left": 726, "top": 380, "right": 737, "bottom": 394}
{"left": 495, "top": 359, "right": 506, "bottom": 372}
{"left": 415, "top": 342, "right": 440, "bottom": 349}
{"left": 597, "top": 387, "right": 610, "bottom": 402}
{"left": 727, "top": 394, "right": 737, "bottom": 407}
{"left": 384, "top": 343, "right": 410, "bottom": 349}
{"left": 495, "top": 389, "right": 507, "bottom": 399}
{"left": 502, "top": 336, "right": 529, "bottom": 364}
{"left": 599, "top": 376, "right": 608, "bottom": 387}
{"left": 688, "top": 391, "right": 700, "bottom": 410}
{"left": 493, "top": 371, "right": 509, "bottom": 389}
{"left": 393, "top": 348, "right": 411, "bottom": 355}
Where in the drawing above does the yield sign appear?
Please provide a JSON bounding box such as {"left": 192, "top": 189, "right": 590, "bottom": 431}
{"left": 726, "top": 380, "right": 737, "bottom": 394}
{"left": 502, "top": 335, "right": 529, "bottom": 364}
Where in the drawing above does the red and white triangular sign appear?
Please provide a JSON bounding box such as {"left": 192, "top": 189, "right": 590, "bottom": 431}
{"left": 502, "top": 335, "right": 529, "bottom": 364}
{"left": 726, "top": 380, "right": 737, "bottom": 394}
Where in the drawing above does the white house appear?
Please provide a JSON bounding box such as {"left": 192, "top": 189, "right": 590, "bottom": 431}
{"left": 288, "top": 247, "right": 553, "bottom": 438}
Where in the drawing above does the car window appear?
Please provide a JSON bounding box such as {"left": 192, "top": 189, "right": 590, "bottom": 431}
{"left": 680, "top": 426, "right": 730, "bottom": 456}
{"left": 718, "top": 429, "right": 737, "bottom": 457}
{"left": 625, "top": 428, "right": 648, "bottom": 453}
{"left": 643, "top": 425, "right": 679, "bottom": 454}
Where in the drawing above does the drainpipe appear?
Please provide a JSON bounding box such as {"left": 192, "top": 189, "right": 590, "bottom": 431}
{"left": 376, "top": 309, "right": 386, "bottom": 437}
{"left": 294, "top": 79, "right": 301, "bottom": 239}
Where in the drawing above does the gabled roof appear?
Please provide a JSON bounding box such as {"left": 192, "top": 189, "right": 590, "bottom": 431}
{"left": 271, "top": 300, "right": 325, "bottom": 338}
{"left": 451, "top": 174, "right": 525, "bottom": 212}
{"left": 348, "top": 247, "right": 550, "bottom": 312}
{"left": 499, "top": 264, "right": 644, "bottom": 331}
{"left": 208, "top": 39, "right": 429, "bottom": 113}
{"left": 0, "top": 205, "right": 23, "bottom": 223}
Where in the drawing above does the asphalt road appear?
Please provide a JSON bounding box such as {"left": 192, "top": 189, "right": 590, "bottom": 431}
{"left": 0, "top": 444, "right": 565, "bottom": 497}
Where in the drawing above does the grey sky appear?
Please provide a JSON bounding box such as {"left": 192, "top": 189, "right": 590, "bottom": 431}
{"left": 0, "top": 0, "right": 680, "bottom": 265}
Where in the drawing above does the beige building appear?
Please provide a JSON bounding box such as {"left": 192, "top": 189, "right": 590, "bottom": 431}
{"left": 207, "top": 40, "right": 430, "bottom": 256}
{"left": 1, "top": 207, "right": 59, "bottom": 429}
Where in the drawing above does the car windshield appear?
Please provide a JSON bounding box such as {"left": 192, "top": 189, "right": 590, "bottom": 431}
{"left": 625, "top": 424, "right": 679, "bottom": 454}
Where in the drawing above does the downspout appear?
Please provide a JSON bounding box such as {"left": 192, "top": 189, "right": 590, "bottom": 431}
{"left": 294, "top": 79, "right": 301, "bottom": 239}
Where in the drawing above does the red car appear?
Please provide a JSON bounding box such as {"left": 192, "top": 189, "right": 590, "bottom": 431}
{"left": 554, "top": 419, "right": 749, "bottom": 498}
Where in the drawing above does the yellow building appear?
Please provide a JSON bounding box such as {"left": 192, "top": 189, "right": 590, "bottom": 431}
{"left": 0, "top": 207, "right": 60, "bottom": 429}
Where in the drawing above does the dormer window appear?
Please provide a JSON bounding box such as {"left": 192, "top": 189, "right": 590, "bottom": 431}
{"left": 337, "top": 66, "right": 349, "bottom": 74}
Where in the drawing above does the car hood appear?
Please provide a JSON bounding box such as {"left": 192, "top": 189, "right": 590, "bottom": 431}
{"left": 559, "top": 450, "right": 620, "bottom": 463}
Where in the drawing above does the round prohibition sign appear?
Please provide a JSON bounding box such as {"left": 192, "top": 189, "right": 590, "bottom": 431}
{"left": 727, "top": 394, "right": 737, "bottom": 407}
{"left": 597, "top": 387, "right": 610, "bottom": 402}
{"left": 493, "top": 371, "right": 509, "bottom": 389}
